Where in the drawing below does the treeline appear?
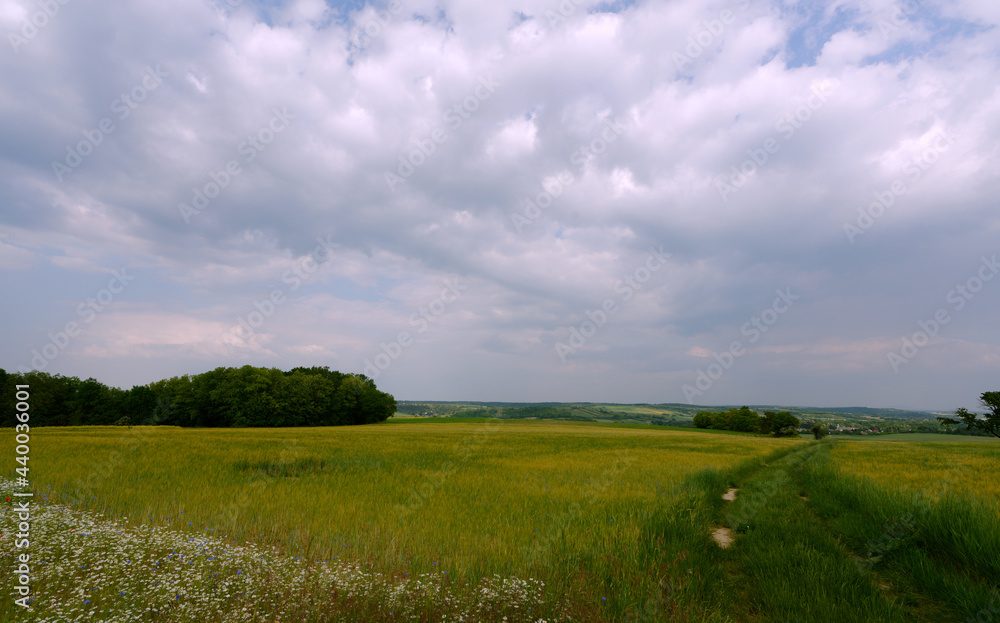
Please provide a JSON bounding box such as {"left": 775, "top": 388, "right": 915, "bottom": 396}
{"left": 0, "top": 369, "right": 157, "bottom": 427}
{"left": 0, "top": 366, "right": 395, "bottom": 428}
{"left": 498, "top": 406, "right": 590, "bottom": 420}
{"left": 693, "top": 406, "right": 801, "bottom": 436}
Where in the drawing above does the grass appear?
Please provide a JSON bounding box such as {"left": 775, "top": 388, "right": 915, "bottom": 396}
{"left": 796, "top": 442, "right": 1000, "bottom": 623}
{"left": 5, "top": 420, "right": 800, "bottom": 621}
{"left": 827, "top": 438, "right": 1000, "bottom": 502}
{"left": 715, "top": 444, "right": 908, "bottom": 622}
{"left": 675, "top": 441, "right": 1000, "bottom": 623}
{"left": 0, "top": 480, "right": 560, "bottom": 622}
{"left": 3, "top": 421, "right": 998, "bottom": 622}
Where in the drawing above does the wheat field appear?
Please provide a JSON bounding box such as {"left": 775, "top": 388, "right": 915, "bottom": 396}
{"left": 7, "top": 420, "right": 800, "bottom": 621}
{"left": 829, "top": 438, "right": 1000, "bottom": 504}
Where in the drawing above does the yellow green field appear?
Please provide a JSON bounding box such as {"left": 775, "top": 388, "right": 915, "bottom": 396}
{"left": 5, "top": 421, "right": 999, "bottom": 623}
{"left": 29, "top": 420, "right": 799, "bottom": 578}
{"left": 7, "top": 420, "right": 802, "bottom": 621}
{"left": 829, "top": 438, "right": 1000, "bottom": 503}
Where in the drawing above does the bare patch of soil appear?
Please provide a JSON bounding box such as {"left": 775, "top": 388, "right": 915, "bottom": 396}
{"left": 712, "top": 527, "right": 734, "bottom": 548}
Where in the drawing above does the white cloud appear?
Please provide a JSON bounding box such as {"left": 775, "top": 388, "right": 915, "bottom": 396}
{"left": 0, "top": 0, "right": 998, "bottom": 410}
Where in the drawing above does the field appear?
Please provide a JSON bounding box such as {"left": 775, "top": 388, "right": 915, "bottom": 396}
{"left": 2, "top": 420, "right": 998, "bottom": 622}
{"left": 830, "top": 436, "right": 1000, "bottom": 502}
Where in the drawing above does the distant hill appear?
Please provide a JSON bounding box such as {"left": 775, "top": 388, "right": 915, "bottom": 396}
{"left": 394, "top": 401, "right": 942, "bottom": 428}
{"left": 765, "top": 406, "right": 937, "bottom": 419}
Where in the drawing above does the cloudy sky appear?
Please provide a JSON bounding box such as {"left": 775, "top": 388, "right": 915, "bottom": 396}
{"left": 1, "top": 0, "right": 997, "bottom": 410}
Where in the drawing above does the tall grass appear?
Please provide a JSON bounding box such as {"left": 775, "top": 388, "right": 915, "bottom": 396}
{"left": 20, "top": 421, "right": 800, "bottom": 619}
{"left": 828, "top": 439, "right": 1000, "bottom": 503}
{"left": 799, "top": 441, "right": 1000, "bottom": 622}
{"left": 708, "top": 444, "right": 910, "bottom": 623}
{"left": 16, "top": 422, "right": 996, "bottom": 621}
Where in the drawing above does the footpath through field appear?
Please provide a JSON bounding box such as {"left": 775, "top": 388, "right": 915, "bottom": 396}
{"left": 689, "top": 441, "right": 1000, "bottom": 623}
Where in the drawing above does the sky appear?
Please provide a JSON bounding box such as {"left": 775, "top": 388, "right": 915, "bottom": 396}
{"left": 1, "top": 0, "right": 998, "bottom": 411}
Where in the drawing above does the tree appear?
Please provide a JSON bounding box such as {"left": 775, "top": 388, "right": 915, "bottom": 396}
{"left": 811, "top": 423, "right": 828, "bottom": 440}
{"left": 761, "top": 411, "right": 800, "bottom": 437}
{"left": 122, "top": 386, "right": 158, "bottom": 424}
{"left": 728, "top": 406, "right": 760, "bottom": 432}
{"left": 357, "top": 375, "right": 396, "bottom": 424}
{"left": 70, "top": 378, "right": 115, "bottom": 425}
{"left": 938, "top": 391, "right": 1000, "bottom": 439}
{"left": 693, "top": 411, "right": 715, "bottom": 429}
{"left": 9, "top": 371, "right": 79, "bottom": 427}
{"left": 1, "top": 366, "right": 395, "bottom": 429}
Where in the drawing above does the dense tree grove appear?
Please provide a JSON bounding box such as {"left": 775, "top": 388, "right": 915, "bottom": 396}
{"left": 1, "top": 366, "right": 395, "bottom": 428}
{"left": 693, "top": 406, "right": 801, "bottom": 437}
